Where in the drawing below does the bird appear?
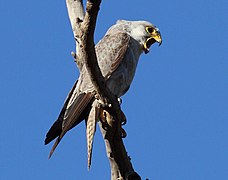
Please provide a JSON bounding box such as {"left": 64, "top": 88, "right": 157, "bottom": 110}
{"left": 45, "top": 20, "right": 162, "bottom": 167}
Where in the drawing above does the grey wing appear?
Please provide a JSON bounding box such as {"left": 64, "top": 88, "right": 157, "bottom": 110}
{"left": 48, "top": 92, "right": 94, "bottom": 158}
{"left": 96, "top": 32, "right": 135, "bottom": 97}
{"left": 45, "top": 80, "right": 78, "bottom": 145}
{"left": 95, "top": 32, "right": 130, "bottom": 79}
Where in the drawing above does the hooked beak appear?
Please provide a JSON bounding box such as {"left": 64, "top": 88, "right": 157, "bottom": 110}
{"left": 143, "top": 30, "right": 162, "bottom": 54}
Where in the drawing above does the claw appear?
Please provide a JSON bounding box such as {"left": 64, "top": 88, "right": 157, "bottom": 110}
{"left": 119, "top": 110, "right": 127, "bottom": 125}
{"left": 117, "top": 97, "right": 122, "bottom": 105}
{"left": 121, "top": 128, "right": 127, "bottom": 138}
{"left": 121, "top": 119, "right": 127, "bottom": 125}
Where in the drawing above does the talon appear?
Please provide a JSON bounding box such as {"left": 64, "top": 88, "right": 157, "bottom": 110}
{"left": 117, "top": 98, "right": 122, "bottom": 105}
{"left": 121, "top": 118, "right": 127, "bottom": 125}
{"left": 121, "top": 128, "right": 127, "bottom": 138}
{"left": 120, "top": 111, "right": 127, "bottom": 125}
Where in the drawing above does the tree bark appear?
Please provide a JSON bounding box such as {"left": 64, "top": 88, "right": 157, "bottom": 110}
{"left": 65, "top": 0, "right": 141, "bottom": 179}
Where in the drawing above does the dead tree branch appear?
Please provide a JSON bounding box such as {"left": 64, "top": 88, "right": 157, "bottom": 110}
{"left": 65, "top": 0, "right": 141, "bottom": 179}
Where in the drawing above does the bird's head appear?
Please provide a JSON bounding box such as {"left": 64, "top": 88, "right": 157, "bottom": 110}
{"left": 143, "top": 25, "right": 162, "bottom": 54}
{"left": 117, "top": 20, "right": 162, "bottom": 54}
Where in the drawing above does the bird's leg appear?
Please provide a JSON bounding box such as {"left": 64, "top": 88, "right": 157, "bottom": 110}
{"left": 96, "top": 93, "right": 127, "bottom": 138}
{"left": 99, "top": 107, "right": 127, "bottom": 138}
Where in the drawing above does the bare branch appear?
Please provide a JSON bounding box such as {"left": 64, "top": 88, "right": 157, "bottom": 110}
{"left": 99, "top": 113, "right": 141, "bottom": 180}
{"left": 65, "top": 0, "right": 141, "bottom": 179}
{"left": 66, "top": 0, "right": 85, "bottom": 34}
{"left": 66, "top": 0, "right": 85, "bottom": 70}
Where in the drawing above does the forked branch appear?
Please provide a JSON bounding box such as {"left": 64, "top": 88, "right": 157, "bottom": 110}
{"left": 65, "top": 0, "right": 141, "bottom": 179}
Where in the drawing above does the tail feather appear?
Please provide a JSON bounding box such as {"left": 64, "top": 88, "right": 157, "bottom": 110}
{"left": 86, "top": 102, "right": 100, "bottom": 169}
{"left": 48, "top": 92, "right": 95, "bottom": 158}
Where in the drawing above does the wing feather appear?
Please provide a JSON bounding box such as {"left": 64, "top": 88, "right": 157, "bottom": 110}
{"left": 48, "top": 92, "right": 94, "bottom": 158}
{"left": 95, "top": 32, "right": 130, "bottom": 79}
{"left": 45, "top": 80, "right": 78, "bottom": 145}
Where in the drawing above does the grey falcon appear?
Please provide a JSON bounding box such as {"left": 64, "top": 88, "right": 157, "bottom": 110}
{"left": 45, "top": 20, "right": 162, "bottom": 166}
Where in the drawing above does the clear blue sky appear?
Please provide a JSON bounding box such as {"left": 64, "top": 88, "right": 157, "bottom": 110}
{"left": 1, "top": 0, "right": 227, "bottom": 179}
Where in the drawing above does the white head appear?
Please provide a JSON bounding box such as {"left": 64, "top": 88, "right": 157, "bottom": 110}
{"left": 107, "top": 20, "right": 162, "bottom": 54}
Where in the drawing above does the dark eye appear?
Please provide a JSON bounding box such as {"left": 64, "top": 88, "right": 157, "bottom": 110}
{"left": 146, "top": 27, "right": 154, "bottom": 34}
